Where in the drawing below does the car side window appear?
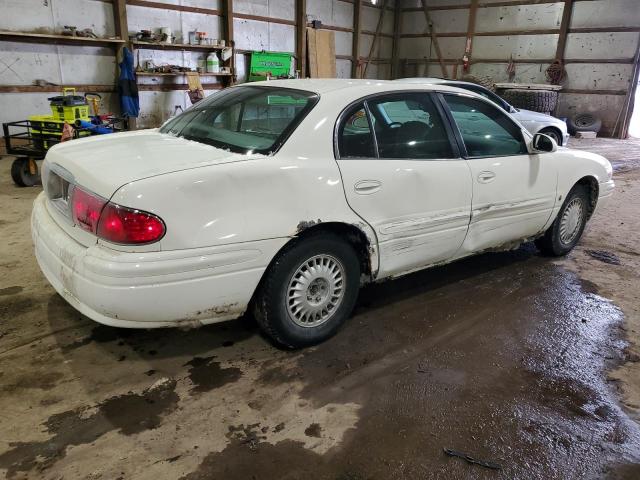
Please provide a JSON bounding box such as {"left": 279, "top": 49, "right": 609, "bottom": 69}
{"left": 444, "top": 94, "right": 528, "bottom": 157}
{"left": 337, "top": 104, "right": 376, "bottom": 158}
{"left": 368, "top": 94, "right": 453, "bottom": 159}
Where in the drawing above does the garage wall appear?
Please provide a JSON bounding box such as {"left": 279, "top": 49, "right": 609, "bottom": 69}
{"left": 0, "top": 0, "right": 395, "bottom": 133}
{"left": 397, "top": 0, "right": 640, "bottom": 136}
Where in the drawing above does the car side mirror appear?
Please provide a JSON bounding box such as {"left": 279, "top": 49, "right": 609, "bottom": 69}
{"left": 531, "top": 132, "right": 557, "bottom": 153}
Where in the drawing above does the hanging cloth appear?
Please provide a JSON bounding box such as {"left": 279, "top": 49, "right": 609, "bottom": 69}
{"left": 118, "top": 47, "right": 139, "bottom": 118}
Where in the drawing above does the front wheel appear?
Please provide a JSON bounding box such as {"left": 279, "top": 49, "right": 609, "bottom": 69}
{"left": 254, "top": 233, "right": 361, "bottom": 349}
{"left": 535, "top": 185, "right": 590, "bottom": 256}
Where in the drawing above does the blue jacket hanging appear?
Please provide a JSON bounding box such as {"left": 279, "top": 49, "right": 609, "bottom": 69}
{"left": 118, "top": 47, "right": 139, "bottom": 118}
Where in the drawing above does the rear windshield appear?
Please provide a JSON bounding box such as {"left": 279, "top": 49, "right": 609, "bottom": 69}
{"left": 159, "top": 86, "right": 319, "bottom": 155}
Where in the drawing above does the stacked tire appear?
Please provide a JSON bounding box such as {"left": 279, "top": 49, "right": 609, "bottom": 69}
{"left": 500, "top": 89, "right": 559, "bottom": 114}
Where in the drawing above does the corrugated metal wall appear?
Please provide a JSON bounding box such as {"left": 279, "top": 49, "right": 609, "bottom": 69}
{"left": 397, "top": 0, "right": 640, "bottom": 136}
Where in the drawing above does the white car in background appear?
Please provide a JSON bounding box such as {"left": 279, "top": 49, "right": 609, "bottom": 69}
{"left": 32, "top": 79, "right": 613, "bottom": 348}
{"left": 397, "top": 77, "right": 570, "bottom": 146}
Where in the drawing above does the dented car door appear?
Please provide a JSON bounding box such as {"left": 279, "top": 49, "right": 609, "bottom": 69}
{"left": 442, "top": 93, "right": 558, "bottom": 254}
{"left": 335, "top": 92, "right": 472, "bottom": 278}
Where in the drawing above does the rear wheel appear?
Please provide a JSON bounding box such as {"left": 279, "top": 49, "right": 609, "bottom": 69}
{"left": 11, "top": 157, "right": 41, "bottom": 187}
{"left": 535, "top": 185, "right": 590, "bottom": 256}
{"left": 254, "top": 233, "right": 361, "bottom": 349}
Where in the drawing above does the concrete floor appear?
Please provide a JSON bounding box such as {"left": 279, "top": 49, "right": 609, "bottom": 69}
{"left": 1, "top": 138, "right": 640, "bottom": 479}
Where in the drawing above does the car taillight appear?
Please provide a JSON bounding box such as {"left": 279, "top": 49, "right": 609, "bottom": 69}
{"left": 71, "top": 186, "right": 165, "bottom": 244}
{"left": 97, "top": 203, "right": 166, "bottom": 244}
{"left": 72, "top": 187, "right": 106, "bottom": 233}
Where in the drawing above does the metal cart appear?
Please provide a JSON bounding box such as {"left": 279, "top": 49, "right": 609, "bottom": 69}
{"left": 2, "top": 117, "right": 125, "bottom": 187}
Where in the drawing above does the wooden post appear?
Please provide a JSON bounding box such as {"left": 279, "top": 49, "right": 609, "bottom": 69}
{"left": 463, "top": 0, "right": 478, "bottom": 76}
{"left": 112, "top": 0, "right": 136, "bottom": 129}
{"left": 391, "top": 3, "right": 401, "bottom": 79}
{"left": 362, "top": 0, "right": 389, "bottom": 79}
{"left": 296, "top": 0, "right": 307, "bottom": 77}
{"left": 351, "top": 0, "right": 362, "bottom": 78}
{"left": 555, "top": 0, "right": 574, "bottom": 60}
{"left": 419, "top": 0, "right": 447, "bottom": 78}
{"left": 222, "top": 0, "right": 235, "bottom": 85}
{"left": 113, "top": 0, "right": 128, "bottom": 42}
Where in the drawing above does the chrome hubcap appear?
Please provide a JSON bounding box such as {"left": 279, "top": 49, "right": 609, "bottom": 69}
{"left": 287, "top": 255, "right": 345, "bottom": 328}
{"left": 559, "top": 197, "right": 584, "bottom": 245}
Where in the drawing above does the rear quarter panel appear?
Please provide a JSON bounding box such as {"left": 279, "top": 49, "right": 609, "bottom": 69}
{"left": 109, "top": 95, "right": 377, "bottom": 268}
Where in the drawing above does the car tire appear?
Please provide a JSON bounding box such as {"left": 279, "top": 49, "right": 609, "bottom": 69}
{"left": 535, "top": 185, "right": 590, "bottom": 256}
{"left": 539, "top": 128, "right": 562, "bottom": 146}
{"left": 568, "top": 114, "right": 602, "bottom": 135}
{"left": 460, "top": 74, "right": 496, "bottom": 92}
{"left": 500, "top": 89, "right": 559, "bottom": 113}
{"left": 254, "top": 232, "right": 361, "bottom": 349}
{"left": 11, "top": 157, "right": 41, "bottom": 187}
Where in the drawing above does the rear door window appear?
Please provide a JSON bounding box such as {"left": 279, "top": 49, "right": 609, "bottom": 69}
{"left": 337, "top": 104, "right": 376, "bottom": 158}
{"left": 368, "top": 93, "right": 453, "bottom": 159}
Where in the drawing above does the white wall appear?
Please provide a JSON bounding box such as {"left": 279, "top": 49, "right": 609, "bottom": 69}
{"left": 0, "top": 0, "right": 395, "bottom": 132}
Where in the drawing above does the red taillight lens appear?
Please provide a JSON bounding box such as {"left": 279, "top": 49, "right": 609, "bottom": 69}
{"left": 97, "top": 203, "right": 165, "bottom": 244}
{"left": 72, "top": 187, "right": 106, "bottom": 233}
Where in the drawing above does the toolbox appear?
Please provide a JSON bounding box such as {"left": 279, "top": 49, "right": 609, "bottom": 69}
{"left": 48, "top": 88, "right": 91, "bottom": 122}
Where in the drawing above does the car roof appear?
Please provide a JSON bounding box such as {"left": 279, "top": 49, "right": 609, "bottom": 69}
{"left": 235, "top": 78, "right": 484, "bottom": 99}
{"left": 396, "top": 77, "right": 481, "bottom": 88}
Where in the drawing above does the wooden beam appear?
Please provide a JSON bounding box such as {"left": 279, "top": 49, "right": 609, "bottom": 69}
{"left": 362, "top": 0, "right": 389, "bottom": 78}
{"left": 420, "top": 0, "right": 448, "bottom": 78}
{"left": 351, "top": 0, "right": 362, "bottom": 78}
{"left": 126, "top": 0, "right": 220, "bottom": 16}
{"left": 222, "top": 0, "right": 234, "bottom": 45}
{"left": 391, "top": 4, "right": 401, "bottom": 79}
{"left": 296, "top": 0, "right": 307, "bottom": 77}
{"left": 0, "top": 84, "right": 116, "bottom": 93}
{"left": 555, "top": 0, "right": 574, "bottom": 60}
{"left": 0, "top": 30, "right": 125, "bottom": 47}
{"left": 113, "top": 0, "right": 129, "bottom": 41}
{"left": 222, "top": 0, "right": 234, "bottom": 84}
{"left": 462, "top": 0, "right": 478, "bottom": 78}
{"left": 235, "top": 12, "right": 295, "bottom": 26}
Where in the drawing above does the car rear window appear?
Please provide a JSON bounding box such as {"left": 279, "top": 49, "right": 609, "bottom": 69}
{"left": 159, "top": 86, "right": 319, "bottom": 155}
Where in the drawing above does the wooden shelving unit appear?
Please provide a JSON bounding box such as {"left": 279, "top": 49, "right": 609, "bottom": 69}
{"left": 0, "top": 30, "right": 125, "bottom": 48}
{"left": 131, "top": 41, "right": 236, "bottom": 87}
{"left": 136, "top": 71, "right": 233, "bottom": 77}
{"left": 131, "top": 40, "right": 226, "bottom": 51}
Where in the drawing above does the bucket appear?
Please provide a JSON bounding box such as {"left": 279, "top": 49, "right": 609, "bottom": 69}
{"left": 160, "top": 27, "right": 172, "bottom": 44}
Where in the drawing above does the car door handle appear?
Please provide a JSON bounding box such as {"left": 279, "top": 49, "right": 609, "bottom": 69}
{"left": 354, "top": 180, "right": 382, "bottom": 195}
{"left": 477, "top": 171, "right": 496, "bottom": 183}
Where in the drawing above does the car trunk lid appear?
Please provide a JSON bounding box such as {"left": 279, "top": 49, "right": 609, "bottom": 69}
{"left": 42, "top": 130, "right": 257, "bottom": 248}
{"left": 44, "top": 129, "right": 254, "bottom": 199}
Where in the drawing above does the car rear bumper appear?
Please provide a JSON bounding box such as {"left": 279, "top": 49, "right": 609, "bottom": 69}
{"left": 32, "top": 193, "right": 286, "bottom": 328}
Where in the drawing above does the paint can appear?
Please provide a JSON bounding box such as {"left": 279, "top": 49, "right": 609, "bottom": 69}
{"left": 160, "top": 27, "right": 172, "bottom": 44}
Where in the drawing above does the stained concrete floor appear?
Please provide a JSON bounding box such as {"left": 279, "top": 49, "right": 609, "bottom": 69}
{"left": 1, "top": 138, "right": 640, "bottom": 480}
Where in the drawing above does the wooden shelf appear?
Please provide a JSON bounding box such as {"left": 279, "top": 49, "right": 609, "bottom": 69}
{"left": 136, "top": 71, "right": 233, "bottom": 77}
{"left": 0, "top": 31, "right": 125, "bottom": 47}
{"left": 131, "top": 40, "right": 226, "bottom": 51}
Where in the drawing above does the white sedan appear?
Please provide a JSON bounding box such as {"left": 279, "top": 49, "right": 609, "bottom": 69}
{"left": 396, "top": 77, "right": 570, "bottom": 146}
{"left": 32, "top": 79, "right": 614, "bottom": 348}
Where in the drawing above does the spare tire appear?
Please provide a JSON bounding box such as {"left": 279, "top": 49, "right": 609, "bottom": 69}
{"left": 460, "top": 74, "right": 496, "bottom": 92}
{"left": 568, "top": 114, "right": 602, "bottom": 134}
{"left": 500, "top": 89, "right": 559, "bottom": 113}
